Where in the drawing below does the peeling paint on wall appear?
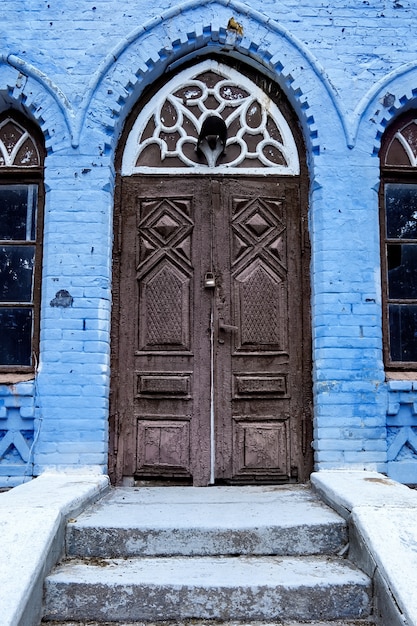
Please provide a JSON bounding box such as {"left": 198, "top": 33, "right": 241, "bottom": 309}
{"left": 50, "top": 290, "right": 73, "bottom": 308}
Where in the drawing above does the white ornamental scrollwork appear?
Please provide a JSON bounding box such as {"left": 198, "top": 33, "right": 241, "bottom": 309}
{"left": 122, "top": 60, "right": 300, "bottom": 175}
{"left": 0, "top": 118, "right": 40, "bottom": 167}
{"left": 393, "top": 121, "right": 417, "bottom": 167}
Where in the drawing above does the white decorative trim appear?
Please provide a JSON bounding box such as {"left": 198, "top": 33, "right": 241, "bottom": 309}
{"left": 395, "top": 123, "right": 417, "bottom": 167}
{"left": 122, "top": 60, "right": 300, "bottom": 176}
{"left": 0, "top": 118, "right": 40, "bottom": 167}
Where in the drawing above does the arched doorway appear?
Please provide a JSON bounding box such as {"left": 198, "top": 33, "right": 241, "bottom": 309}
{"left": 111, "top": 59, "right": 312, "bottom": 486}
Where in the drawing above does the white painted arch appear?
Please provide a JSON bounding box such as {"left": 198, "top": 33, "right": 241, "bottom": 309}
{"left": 122, "top": 59, "right": 300, "bottom": 176}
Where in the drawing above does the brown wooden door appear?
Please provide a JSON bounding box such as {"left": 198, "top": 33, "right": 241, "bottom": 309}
{"left": 111, "top": 175, "right": 311, "bottom": 485}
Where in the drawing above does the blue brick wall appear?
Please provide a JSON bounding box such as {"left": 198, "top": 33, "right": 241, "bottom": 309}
{"left": 0, "top": 383, "right": 36, "bottom": 486}
{"left": 1, "top": 0, "right": 417, "bottom": 484}
{"left": 386, "top": 382, "right": 417, "bottom": 484}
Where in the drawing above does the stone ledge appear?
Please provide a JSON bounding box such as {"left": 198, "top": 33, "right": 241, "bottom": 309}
{"left": 311, "top": 470, "right": 416, "bottom": 626}
{"left": 0, "top": 473, "right": 109, "bottom": 626}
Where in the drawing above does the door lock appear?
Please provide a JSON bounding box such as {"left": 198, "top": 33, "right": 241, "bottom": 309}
{"left": 204, "top": 272, "right": 216, "bottom": 288}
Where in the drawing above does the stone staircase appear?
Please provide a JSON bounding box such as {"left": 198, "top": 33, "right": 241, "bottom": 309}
{"left": 42, "top": 485, "right": 375, "bottom": 625}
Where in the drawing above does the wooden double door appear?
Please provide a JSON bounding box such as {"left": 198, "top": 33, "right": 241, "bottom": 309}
{"left": 111, "top": 175, "right": 312, "bottom": 485}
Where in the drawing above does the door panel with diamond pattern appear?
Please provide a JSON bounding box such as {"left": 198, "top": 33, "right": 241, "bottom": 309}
{"left": 113, "top": 176, "right": 311, "bottom": 485}
{"left": 213, "top": 179, "right": 307, "bottom": 482}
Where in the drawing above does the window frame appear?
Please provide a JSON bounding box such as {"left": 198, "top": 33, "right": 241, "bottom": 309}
{"left": 380, "top": 110, "right": 417, "bottom": 371}
{"left": 0, "top": 112, "right": 45, "bottom": 373}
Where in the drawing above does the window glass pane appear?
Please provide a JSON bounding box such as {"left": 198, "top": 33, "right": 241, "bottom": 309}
{"left": 0, "top": 246, "right": 34, "bottom": 302}
{"left": 0, "top": 185, "right": 37, "bottom": 241}
{"left": 389, "top": 304, "right": 417, "bottom": 361}
{"left": 388, "top": 243, "right": 417, "bottom": 299}
{"left": 386, "top": 183, "right": 417, "bottom": 239}
{"left": 0, "top": 308, "right": 32, "bottom": 366}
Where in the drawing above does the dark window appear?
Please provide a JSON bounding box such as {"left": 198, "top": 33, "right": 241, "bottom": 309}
{"left": 0, "top": 114, "right": 44, "bottom": 370}
{"left": 380, "top": 111, "right": 417, "bottom": 368}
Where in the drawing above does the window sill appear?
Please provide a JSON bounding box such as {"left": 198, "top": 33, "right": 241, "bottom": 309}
{"left": 0, "top": 373, "right": 35, "bottom": 384}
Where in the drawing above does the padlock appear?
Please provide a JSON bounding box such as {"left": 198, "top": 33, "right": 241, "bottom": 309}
{"left": 204, "top": 272, "right": 216, "bottom": 288}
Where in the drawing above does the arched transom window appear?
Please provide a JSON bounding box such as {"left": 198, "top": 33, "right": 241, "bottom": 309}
{"left": 122, "top": 60, "right": 300, "bottom": 176}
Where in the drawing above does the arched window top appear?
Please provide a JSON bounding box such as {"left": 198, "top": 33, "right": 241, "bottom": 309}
{"left": 0, "top": 116, "right": 41, "bottom": 168}
{"left": 122, "top": 60, "right": 300, "bottom": 176}
{"left": 382, "top": 112, "right": 417, "bottom": 169}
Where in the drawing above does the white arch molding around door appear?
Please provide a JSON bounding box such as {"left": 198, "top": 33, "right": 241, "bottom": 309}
{"left": 122, "top": 59, "right": 300, "bottom": 176}
{"left": 112, "top": 58, "right": 312, "bottom": 486}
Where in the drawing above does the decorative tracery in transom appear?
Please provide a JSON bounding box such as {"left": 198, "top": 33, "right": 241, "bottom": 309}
{"left": 122, "top": 60, "right": 300, "bottom": 175}
{"left": 0, "top": 118, "right": 40, "bottom": 167}
{"left": 384, "top": 118, "right": 417, "bottom": 168}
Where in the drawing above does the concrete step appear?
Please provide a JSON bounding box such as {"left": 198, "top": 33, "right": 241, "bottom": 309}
{"left": 66, "top": 486, "right": 348, "bottom": 557}
{"left": 43, "top": 555, "right": 372, "bottom": 623}
{"left": 43, "top": 619, "right": 375, "bottom": 626}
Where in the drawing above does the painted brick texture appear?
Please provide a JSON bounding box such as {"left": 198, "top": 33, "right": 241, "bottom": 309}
{"left": 1, "top": 0, "right": 417, "bottom": 484}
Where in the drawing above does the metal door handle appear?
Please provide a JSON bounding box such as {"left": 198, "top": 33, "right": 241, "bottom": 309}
{"left": 219, "top": 322, "right": 238, "bottom": 332}
{"left": 217, "top": 319, "right": 238, "bottom": 344}
{"left": 218, "top": 319, "right": 238, "bottom": 342}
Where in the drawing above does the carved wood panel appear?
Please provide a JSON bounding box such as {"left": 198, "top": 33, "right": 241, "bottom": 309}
{"left": 114, "top": 178, "right": 211, "bottom": 483}
{"left": 213, "top": 178, "right": 307, "bottom": 482}
{"left": 234, "top": 421, "right": 290, "bottom": 476}
{"left": 113, "top": 176, "right": 311, "bottom": 485}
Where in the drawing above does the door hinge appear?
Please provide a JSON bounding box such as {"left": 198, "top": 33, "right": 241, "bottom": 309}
{"left": 300, "top": 215, "right": 306, "bottom": 255}
{"left": 302, "top": 413, "right": 307, "bottom": 456}
{"left": 112, "top": 411, "right": 120, "bottom": 455}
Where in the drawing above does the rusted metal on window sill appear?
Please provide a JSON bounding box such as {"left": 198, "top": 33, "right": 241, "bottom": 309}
{"left": 386, "top": 371, "right": 417, "bottom": 381}
{"left": 0, "top": 372, "right": 35, "bottom": 384}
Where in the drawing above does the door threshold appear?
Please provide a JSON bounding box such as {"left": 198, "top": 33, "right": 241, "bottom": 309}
{"left": 121, "top": 476, "right": 304, "bottom": 487}
{"left": 123, "top": 477, "right": 193, "bottom": 487}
